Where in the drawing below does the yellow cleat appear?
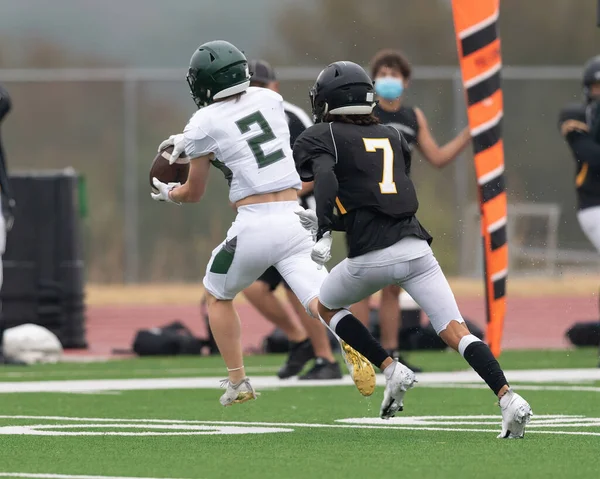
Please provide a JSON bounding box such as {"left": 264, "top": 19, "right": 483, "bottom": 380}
{"left": 340, "top": 340, "right": 376, "bottom": 396}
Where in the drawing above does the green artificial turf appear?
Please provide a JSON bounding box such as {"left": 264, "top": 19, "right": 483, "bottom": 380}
{"left": 0, "top": 349, "right": 597, "bottom": 479}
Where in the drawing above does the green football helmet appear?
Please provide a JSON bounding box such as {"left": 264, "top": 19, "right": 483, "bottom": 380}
{"left": 186, "top": 40, "right": 250, "bottom": 108}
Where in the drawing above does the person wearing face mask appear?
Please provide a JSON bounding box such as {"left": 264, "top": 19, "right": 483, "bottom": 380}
{"left": 559, "top": 56, "right": 600, "bottom": 366}
{"left": 350, "top": 49, "right": 472, "bottom": 373}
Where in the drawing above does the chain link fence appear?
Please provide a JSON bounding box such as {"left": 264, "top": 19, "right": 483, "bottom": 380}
{"left": 0, "top": 66, "right": 594, "bottom": 282}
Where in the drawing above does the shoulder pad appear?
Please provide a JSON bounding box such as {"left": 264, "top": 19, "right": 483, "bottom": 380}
{"left": 295, "top": 122, "right": 332, "bottom": 145}
{"left": 283, "top": 100, "right": 313, "bottom": 128}
{"left": 383, "top": 124, "right": 402, "bottom": 137}
{"left": 249, "top": 86, "right": 283, "bottom": 102}
{"left": 293, "top": 123, "right": 336, "bottom": 182}
{"left": 383, "top": 124, "right": 410, "bottom": 153}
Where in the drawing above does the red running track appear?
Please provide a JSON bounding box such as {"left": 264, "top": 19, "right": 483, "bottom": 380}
{"left": 76, "top": 295, "right": 599, "bottom": 356}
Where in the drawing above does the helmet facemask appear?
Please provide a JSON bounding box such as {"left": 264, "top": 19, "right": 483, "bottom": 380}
{"left": 186, "top": 69, "right": 206, "bottom": 108}
{"left": 310, "top": 86, "right": 329, "bottom": 123}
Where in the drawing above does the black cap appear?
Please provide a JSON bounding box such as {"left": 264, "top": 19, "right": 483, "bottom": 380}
{"left": 248, "top": 59, "right": 276, "bottom": 84}
{"left": 583, "top": 55, "right": 600, "bottom": 87}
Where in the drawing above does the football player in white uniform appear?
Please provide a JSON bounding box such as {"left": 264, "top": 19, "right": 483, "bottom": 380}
{"left": 243, "top": 59, "right": 342, "bottom": 381}
{"left": 151, "top": 41, "right": 375, "bottom": 406}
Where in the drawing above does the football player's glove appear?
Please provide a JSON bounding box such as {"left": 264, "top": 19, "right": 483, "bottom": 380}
{"left": 295, "top": 209, "right": 318, "bottom": 236}
{"left": 150, "top": 177, "right": 181, "bottom": 205}
{"left": 158, "top": 134, "right": 187, "bottom": 165}
{"left": 311, "top": 231, "right": 332, "bottom": 266}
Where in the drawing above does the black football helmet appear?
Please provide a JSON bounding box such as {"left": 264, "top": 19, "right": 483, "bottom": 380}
{"left": 582, "top": 55, "right": 600, "bottom": 102}
{"left": 309, "top": 61, "right": 376, "bottom": 123}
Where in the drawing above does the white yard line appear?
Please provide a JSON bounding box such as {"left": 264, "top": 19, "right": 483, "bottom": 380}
{"left": 0, "top": 474, "right": 186, "bottom": 479}
{"left": 0, "top": 368, "right": 598, "bottom": 394}
{"left": 0, "top": 415, "right": 599, "bottom": 438}
{"left": 420, "top": 383, "right": 600, "bottom": 392}
{"left": 0, "top": 366, "right": 279, "bottom": 379}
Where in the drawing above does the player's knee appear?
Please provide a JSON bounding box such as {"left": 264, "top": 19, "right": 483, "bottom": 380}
{"left": 317, "top": 301, "right": 336, "bottom": 324}
{"left": 243, "top": 280, "right": 270, "bottom": 297}
{"left": 205, "top": 292, "right": 232, "bottom": 310}
{"left": 438, "top": 320, "right": 470, "bottom": 351}
{"left": 204, "top": 292, "right": 219, "bottom": 307}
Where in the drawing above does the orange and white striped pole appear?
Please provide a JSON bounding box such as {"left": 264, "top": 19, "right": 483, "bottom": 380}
{"left": 452, "top": 0, "right": 507, "bottom": 357}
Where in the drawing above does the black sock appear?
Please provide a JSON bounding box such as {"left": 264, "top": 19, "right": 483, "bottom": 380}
{"left": 459, "top": 335, "right": 508, "bottom": 395}
{"left": 329, "top": 310, "right": 389, "bottom": 368}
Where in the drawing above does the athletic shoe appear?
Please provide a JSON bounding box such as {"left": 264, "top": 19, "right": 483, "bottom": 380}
{"left": 219, "top": 377, "right": 257, "bottom": 407}
{"left": 277, "top": 339, "right": 315, "bottom": 379}
{"left": 391, "top": 350, "right": 423, "bottom": 373}
{"left": 380, "top": 360, "right": 416, "bottom": 419}
{"left": 298, "top": 357, "right": 342, "bottom": 380}
{"left": 497, "top": 390, "right": 533, "bottom": 439}
{"left": 340, "top": 340, "right": 376, "bottom": 396}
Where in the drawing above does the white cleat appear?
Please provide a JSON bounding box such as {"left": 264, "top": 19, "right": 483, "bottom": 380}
{"left": 219, "top": 377, "right": 257, "bottom": 407}
{"left": 380, "top": 360, "right": 416, "bottom": 419}
{"left": 497, "top": 389, "right": 532, "bottom": 439}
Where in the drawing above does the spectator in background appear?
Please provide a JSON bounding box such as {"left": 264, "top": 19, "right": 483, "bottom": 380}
{"left": 242, "top": 60, "right": 342, "bottom": 380}
{"left": 350, "top": 49, "right": 472, "bottom": 372}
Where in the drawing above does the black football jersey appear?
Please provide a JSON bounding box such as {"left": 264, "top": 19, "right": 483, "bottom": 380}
{"left": 284, "top": 100, "right": 315, "bottom": 209}
{"left": 373, "top": 104, "right": 419, "bottom": 149}
{"left": 558, "top": 102, "right": 600, "bottom": 210}
{"left": 294, "top": 121, "right": 432, "bottom": 257}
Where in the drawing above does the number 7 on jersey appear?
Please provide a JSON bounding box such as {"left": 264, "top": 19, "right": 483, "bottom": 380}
{"left": 363, "top": 138, "right": 397, "bottom": 194}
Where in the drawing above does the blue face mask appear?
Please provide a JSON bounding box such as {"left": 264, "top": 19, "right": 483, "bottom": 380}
{"left": 375, "top": 77, "right": 404, "bottom": 100}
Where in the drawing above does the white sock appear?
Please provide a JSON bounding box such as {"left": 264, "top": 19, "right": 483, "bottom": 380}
{"left": 383, "top": 361, "right": 396, "bottom": 380}
{"left": 329, "top": 309, "right": 352, "bottom": 332}
{"left": 457, "top": 334, "right": 481, "bottom": 357}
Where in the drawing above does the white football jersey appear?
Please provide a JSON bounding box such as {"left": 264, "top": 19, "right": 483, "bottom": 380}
{"left": 183, "top": 87, "right": 302, "bottom": 203}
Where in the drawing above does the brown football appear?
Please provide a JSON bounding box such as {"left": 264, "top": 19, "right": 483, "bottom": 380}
{"left": 149, "top": 145, "right": 190, "bottom": 192}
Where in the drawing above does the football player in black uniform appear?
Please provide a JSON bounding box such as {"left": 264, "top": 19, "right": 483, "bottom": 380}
{"left": 350, "top": 50, "right": 472, "bottom": 372}
{"left": 559, "top": 57, "right": 600, "bottom": 255}
{"left": 293, "top": 61, "right": 532, "bottom": 434}
{"left": 558, "top": 56, "right": 600, "bottom": 365}
{"left": 242, "top": 60, "right": 342, "bottom": 380}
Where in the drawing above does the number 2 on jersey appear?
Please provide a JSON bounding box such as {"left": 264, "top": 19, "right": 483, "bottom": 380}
{"left": 363, "top": 138, "right": 397, "bottom": 194}
{"left": 235, "top": 111, "right": 285, "bottom": 168}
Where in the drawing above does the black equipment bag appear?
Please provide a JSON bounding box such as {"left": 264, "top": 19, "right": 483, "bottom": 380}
{"left": 370, "top": 306, "right": 485, "bottom": 351}
{"left": 565, "top": 321, "right": 600, "bottom": 347}
{"left": 133, "top": 321, "right": 204, "bottom": 356}
{"left": 263, "top": 327, "right": 340, "bottom": 354}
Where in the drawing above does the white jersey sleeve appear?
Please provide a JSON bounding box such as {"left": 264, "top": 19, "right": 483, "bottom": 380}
{"left": 182, "top": 87, "right": 301, "bottom": 203}
{"left": 183, "top": 119, "right": 219, "bottom": 159}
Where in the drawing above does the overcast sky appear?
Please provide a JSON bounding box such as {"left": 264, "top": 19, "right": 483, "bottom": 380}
{"left": 0, "top": 0, "right": 301, "bottom": 67}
